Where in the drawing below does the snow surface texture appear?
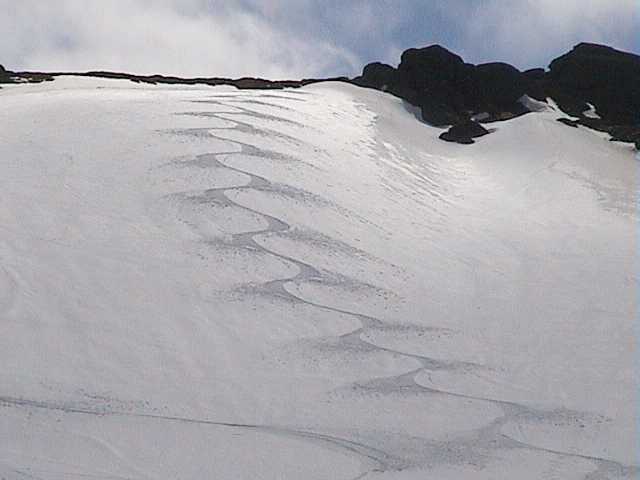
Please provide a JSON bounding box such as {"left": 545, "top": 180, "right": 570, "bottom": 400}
{"left": 0, "top": 77, "right": 637, "bottom": 479}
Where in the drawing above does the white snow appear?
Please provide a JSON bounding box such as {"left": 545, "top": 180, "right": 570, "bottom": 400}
{"left": 583, "top": 102, "right": 602, "bottom": 119}
{"left": 518, "top": 94, "right": 551, "bottom": 112}
{"left": 0, "top": 76, "right": 636, "bottom": 479}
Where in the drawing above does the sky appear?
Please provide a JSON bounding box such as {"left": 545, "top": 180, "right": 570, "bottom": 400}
{"left": 1, "top": 0, "right": 639, "bottom": 79}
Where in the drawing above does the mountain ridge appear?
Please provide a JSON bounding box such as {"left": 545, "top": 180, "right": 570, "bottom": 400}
{"left": 2, "top": 42, "right": 639, "bottom": 148}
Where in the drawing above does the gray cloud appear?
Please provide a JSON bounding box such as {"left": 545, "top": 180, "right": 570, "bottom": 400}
{"left": 1, "top": 0, "right": 638, "bottom": 78}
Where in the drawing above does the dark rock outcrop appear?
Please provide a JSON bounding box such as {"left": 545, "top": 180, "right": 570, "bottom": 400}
{"left": 3, "top": 41, "right": 638, "bottom": 148}
{"left": 523, "top": 68, "right": 545, "bottom": 80}
{"left": 524, "top": 43, "right": 640, "bottom": 127}
{"left": 471, "top": 62, "right": 527, "bottom": 110}
{"left": 607, "top": 125, "right": 640, "bottom": 144}
{"left": 353, "top": 44, "right": 531, "bottom": 129}
{"left": 397, "top": 45, "right": 469, "bottom": 92}
{"left": 555, "top": 117, "right": 640, "bottom": 149}
{"left": 0, "top": 65, "right": 54, "bottom": 85}
{"left": 1, "top": 68, "right": 342, "bottom": 90}
{"left": 0, "top": 64, "right": 12, "bottom": 83}
{"left": 557, "top": 118, "right": 580, "bottom": 128}
{"left": 547, "top": 43, "right": 640, "bottom": 124}
{"left": 352, "top": 42, "right": 639, "bottom": 147}
{"left": 397, "top": 46, "right": 471, "bottom": 125}
{"left": 353, "top": 62, "right": 397, "bottom": 91}
{"left": 439, "top": 120, "right": 489, "bottom": 144}
{"left": 418, "top": 94, "right": 466, "bottom": 126}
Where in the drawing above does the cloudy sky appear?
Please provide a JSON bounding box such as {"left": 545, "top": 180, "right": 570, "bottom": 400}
{"left": 2, "top": 0, "right": 638, "bottom": 78}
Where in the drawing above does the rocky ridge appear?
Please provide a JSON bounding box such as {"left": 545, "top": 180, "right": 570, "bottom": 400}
{"left": 0, "top": 65, "right": 344, "bottom": 90}
{"left": 353, "top": 43, "right": 640, "bottom": 147}
{"left": 2, "top": 42, "right": 639, "bottom": 147}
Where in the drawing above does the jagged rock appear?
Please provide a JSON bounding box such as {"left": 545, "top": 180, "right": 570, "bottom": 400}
{"left": 548, "top": 43, "right": 640, "bottom": 124}
{"left": 439, "top": 120, "right": 489, "bottom": 144}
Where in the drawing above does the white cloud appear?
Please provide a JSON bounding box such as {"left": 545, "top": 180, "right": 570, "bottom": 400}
{"left": 0, "top": 0, "right": 360, "bottom": 78}
{"left": 1, "top": 0, "right": 637, "bottom": 78}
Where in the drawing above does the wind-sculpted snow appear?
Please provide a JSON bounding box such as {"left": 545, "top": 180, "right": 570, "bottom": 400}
{"left": 0, "top": 77, "right": 636, "bottom": 479}
{"left": 0, "top": 267, "right": 17, "bottom": 315}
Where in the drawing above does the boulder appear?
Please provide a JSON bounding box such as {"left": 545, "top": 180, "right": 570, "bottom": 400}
{"left": 439, "top": 120, "right": 489, "bottom": 144}
{"left": 395, "top": 46, "right": 529, "bottom": 124}
{"left": 471, "top": 62, "right": 527, "bottom": 110}
{"left": 397, "top": 45, "right": 469, "bottom": 90}
{"left": 353, "top": 62, "right": 397, "bottom": 91}
{"left": 392, "top": 45, "right": 472, "bottom": 111}
{"left": 439, "top": 133, "right": 474, "bottom": 145}
{"left": 547, "top": 43, "right": 640, "bottom": 124}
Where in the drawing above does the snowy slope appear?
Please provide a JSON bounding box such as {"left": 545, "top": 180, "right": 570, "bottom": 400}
{"left": 0, "top": 77, "right": 636, "bottom": 479}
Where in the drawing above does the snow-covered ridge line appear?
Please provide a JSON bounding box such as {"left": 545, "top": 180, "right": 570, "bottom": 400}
{"left": 0, "top": 62, "right": 347, "bottom": 90}
{"left": 3, "top": 41, "right": 639, "bottom": 148}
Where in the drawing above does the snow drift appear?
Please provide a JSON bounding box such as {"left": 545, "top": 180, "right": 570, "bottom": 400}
{"left": 0, "top": 77, "right": 636, "bottom": 479}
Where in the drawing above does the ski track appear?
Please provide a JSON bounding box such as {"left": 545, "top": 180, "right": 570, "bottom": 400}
{"left": 155, "top": 97, "right": 637, "bottom": 477}
{"left": 3, "top": 92, "right": 635, "bottom": 479}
